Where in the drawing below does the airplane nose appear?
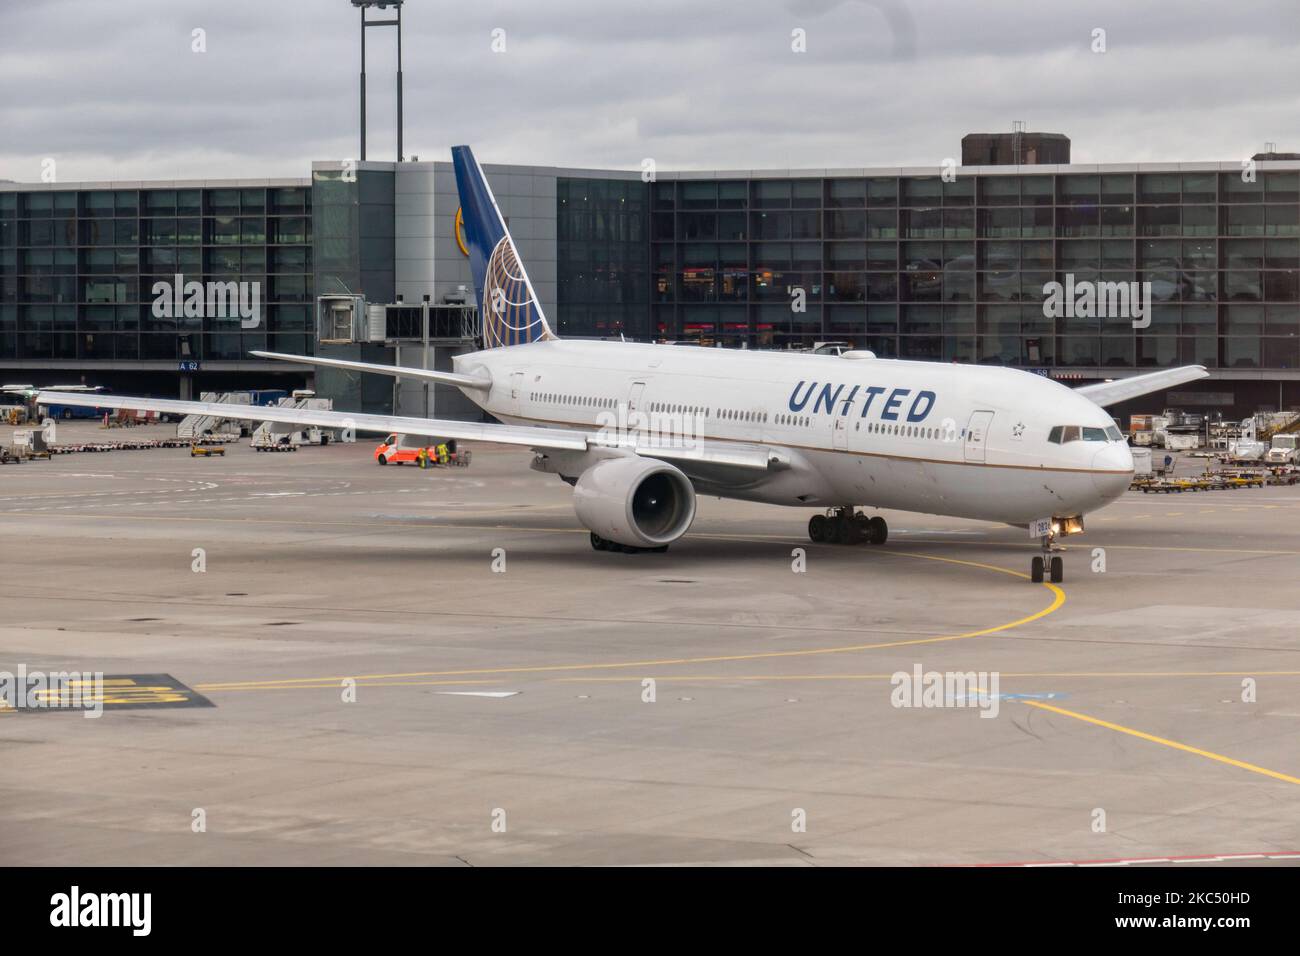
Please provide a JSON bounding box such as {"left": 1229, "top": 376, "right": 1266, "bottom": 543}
{"left": 1091, "top": 443, "right": 1134, "bottom": 498}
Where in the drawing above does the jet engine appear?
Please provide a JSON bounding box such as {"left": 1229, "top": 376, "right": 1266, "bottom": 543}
{"left": 572, "top": 457, "right": 697, "bottom": 551}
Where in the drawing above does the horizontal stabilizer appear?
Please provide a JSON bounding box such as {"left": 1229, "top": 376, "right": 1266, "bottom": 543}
{"left": 1074, "top": 366, "right": 1209, "bottom": 407}
{"left": 250, "top": 351, "right": 491, "bottom": 391}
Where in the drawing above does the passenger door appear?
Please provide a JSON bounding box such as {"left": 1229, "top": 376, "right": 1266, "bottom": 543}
{"left": 831, "top": 415, "right": 849, "bottom": 451}
{"left": 964, "top": 410, "right": 994, "bottom": 463}
{"left": 626, "top": 382, "right": 646, "bottom": 427}
{"left": 509, "top": 371, "right": 525, "bottom": 417}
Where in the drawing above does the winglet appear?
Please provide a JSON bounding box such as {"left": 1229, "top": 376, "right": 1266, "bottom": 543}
{"left": 1074, "top": 365, "right": 1210, "bottom": 408}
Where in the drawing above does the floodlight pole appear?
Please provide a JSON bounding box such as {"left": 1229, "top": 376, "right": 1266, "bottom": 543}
{"left": 396, "top": 2, "right": 403, "bottom": 162}
{"left": 356, "top": 1, "right": 405, "bottom": 163}
{"left": 359, "top": 5, "right": 367, "bottom": 160}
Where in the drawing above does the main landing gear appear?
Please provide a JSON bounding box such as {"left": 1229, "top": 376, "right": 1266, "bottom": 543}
{"left": 807, "top": 507, "right": 887, "bottom": 546}
{"left": 1030, "top": 531, "right": 1064, "bottom": 584}
{"left": 590, "top": 532, "right": 668, "bottom": 554}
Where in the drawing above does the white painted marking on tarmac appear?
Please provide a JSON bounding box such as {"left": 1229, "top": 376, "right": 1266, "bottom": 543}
{"left": 892, "top": 529, "right": 985, "bottom": 536}
{"left": 1009, "top": 853, "right": 1298, "bottom": 867}
{"left": 435, "top": 691, "right": 520, "bottom": 698}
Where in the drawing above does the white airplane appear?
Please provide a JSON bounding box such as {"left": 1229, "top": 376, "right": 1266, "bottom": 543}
{"left": 2, "top": 384, "right": 104, "bottom": 395}
{"left": 42, "top": 145, "right": 1210, "bottom": 583}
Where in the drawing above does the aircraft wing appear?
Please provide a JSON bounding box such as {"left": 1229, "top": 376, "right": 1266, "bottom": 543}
{"left": 37, "top": 391, "right": 590, "bottom": 451}
{"left": 34, "top": 390, "right": 780, "bottom": 472}
{"left": 250, "top": 351, "right": 492, "bottom": 391}
{"left": 1074, "top": 365, "right": 1209, "bottom": 407}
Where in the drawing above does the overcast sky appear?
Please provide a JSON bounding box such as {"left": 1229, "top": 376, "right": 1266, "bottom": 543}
{"left": 2, "top": 0, "right": 1297, "bottom": 183}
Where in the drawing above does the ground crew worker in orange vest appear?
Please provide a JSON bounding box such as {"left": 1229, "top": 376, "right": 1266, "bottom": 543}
{"left": 417, "top": 446, "right": 429, "bottom": 469}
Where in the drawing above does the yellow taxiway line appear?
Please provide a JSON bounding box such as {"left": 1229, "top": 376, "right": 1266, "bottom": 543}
{"left": 1021, "top": 698, "right": 1300, "bottom": 787}
{"left": 195, "top": 551, "right": 1064, "bottom": 691}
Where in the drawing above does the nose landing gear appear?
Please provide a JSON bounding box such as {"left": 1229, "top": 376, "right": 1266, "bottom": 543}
{"left": 808, "top": 507, "right": 887, "bottom": 546}
{"left": 1031, "top": 531, "right": 1064, "bottom": 583}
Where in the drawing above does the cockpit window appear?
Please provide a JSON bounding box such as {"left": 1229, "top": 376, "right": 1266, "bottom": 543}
{"left": 1049, "top": 424, "right": 1122, "bottom": 444}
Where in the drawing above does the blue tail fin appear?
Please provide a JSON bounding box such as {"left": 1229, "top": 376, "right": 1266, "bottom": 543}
{"left": 451, "top": 145, "right": 556, "bottom": 349}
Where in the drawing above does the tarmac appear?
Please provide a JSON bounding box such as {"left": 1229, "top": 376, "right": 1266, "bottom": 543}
{"left": 2, "top": 421, "right": 1299, "bottom": 866}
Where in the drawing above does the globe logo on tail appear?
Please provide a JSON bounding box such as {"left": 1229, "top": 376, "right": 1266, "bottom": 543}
{"left": 482, "top": 236, "right": 553, "bottom": 349}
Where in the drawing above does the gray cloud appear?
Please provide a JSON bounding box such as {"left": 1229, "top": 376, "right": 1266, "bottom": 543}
{"left": 2, "top": 0, "right": 1297, "bottom": 182}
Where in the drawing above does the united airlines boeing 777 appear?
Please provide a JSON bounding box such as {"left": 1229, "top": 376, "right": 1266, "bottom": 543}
{"left": 43, "top": 146, "right": 1209, "bottom": 582}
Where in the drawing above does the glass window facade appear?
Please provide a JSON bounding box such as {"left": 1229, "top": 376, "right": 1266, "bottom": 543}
{"left": 0, "top": 184, "right": 313, "bottom": 362}
{"left": 6, "top": 164, "right": 1298, "bottom": 382}
{"left": 556, "top": 177, "right": 648, "bottom": 337}
{"left": 627, "top": 169, "right": 1300, "bottom": 367}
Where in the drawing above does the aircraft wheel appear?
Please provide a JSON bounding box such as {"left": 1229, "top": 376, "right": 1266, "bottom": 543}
{"left": 867, "top": 516, "right": 888, "bottom": 545}
{"left": 808, "top": 515, "right": 828, "bottom": 543}
{"left": 1050, "top": 556, "right": 1064, "bottom": 583}
{"left": 1031, "top": 556, "right": 1044, "bottom": 583}
{"left": 838, "top": 518, "right": 860, "bottom": 545}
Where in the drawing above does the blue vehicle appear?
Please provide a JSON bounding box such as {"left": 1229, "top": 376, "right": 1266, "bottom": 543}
{"left": 42, "top": 398, "right": 109, "bottom": 420}
{"left": 10, "top": 385, "right": 109, "bottom": 420}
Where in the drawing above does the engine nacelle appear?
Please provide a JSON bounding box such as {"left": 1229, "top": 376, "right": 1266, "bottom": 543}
{"left": 572, "top": 457, "right": 696, "bottom": 549}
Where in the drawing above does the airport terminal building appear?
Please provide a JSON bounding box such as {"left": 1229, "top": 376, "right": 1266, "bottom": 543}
{"left": 3, "top": 142, "right": 1299, "bottom": 421}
